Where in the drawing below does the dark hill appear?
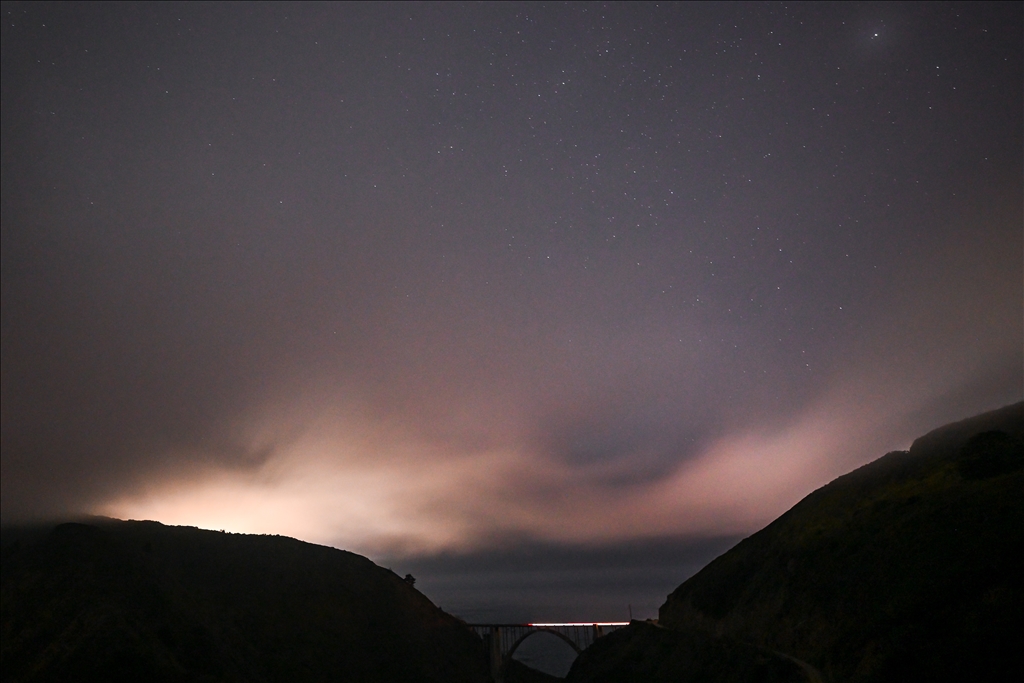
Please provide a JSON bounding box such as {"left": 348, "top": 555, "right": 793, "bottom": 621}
{"left": 566, "top": 620, "right": 806, "bottom": 683}
{"left": 567, "top": 402, "right": 1024, "bottom": 683}
{"left": 658, "top": 401, "right": 1024, "bottom": 682}
{"left": 0, "top": 519, "right": 489, "bottom": 683}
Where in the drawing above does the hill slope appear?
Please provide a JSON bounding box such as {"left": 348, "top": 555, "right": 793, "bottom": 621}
{"left": 657, "top": 401, "right": 1024, "bottom": 682}
{"left": 566, "top": 619, "right": 806, "bottom": 683}
{"left": 1, "top": 520, "right": 489, "bottom": 683}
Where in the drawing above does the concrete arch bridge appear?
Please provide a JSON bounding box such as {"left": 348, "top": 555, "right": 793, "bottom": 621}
{"left": 468, "top": 622, "right": 628, "bottom": 682}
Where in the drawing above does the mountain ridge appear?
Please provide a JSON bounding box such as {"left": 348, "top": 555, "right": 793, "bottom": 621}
{"left": 4, "top": 402, "right": 1021, "bottom": 682}
{"left": 1, "top": 518, "right": 490, "bottom": 682}
{"left": 567, "top": 401, "right": 1023, "bottom": 682}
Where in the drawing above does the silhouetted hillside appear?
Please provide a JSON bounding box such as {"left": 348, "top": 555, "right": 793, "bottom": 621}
{"left": 566, "top": 620, "right": 805, "bottom": 683}
{"left": 1, "top": 520, "right": 489, "bottom": 683}
{"left": 4, "top": 404, "right": 1021, "bottom": 682}
{"left": 504, "top": 656, "right": 566, "bottom": 683}
{"left": 656, "top": 401, "right": 1024, "bottom": 682}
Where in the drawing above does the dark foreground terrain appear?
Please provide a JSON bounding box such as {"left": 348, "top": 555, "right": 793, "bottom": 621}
{"left": 1, "top": 520, "right": 489, "bottom": 683}
{"left": 567, "top": 401, "right": 1024, "bottom": 682}
{"left": 3, "top": 403, "right": 1021, "bottom": 682}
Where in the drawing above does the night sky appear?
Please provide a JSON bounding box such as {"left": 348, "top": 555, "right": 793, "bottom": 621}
{"left": 2, "top": 2, "right": 1021, "bottom": 622}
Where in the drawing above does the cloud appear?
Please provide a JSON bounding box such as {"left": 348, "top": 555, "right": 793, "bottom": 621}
{"left": 101, "top": 200, "right": 1020, "bottom": 554}
{"left": 99, "top": 326, "right": 1016, "bottom": 559}
{"left": 4, "top": 2, "right": 1019, "bottom": 565}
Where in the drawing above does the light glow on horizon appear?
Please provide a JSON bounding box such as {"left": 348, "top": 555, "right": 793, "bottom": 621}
{"left": 98, "top": 382, "right": 906, "bottom": 557}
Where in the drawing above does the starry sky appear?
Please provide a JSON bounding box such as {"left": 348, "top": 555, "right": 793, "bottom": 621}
{"left": 2, "top": 2, "right": 1021, "bottom": 621}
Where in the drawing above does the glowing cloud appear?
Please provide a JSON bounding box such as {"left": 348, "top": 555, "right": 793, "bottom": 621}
{"left": 101, "top": 366, "right": 962, "bottom": 558}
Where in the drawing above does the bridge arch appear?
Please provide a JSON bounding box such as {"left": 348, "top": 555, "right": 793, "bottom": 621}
{"left": 469, "top": 622, "right": 628, "bottom": 683}
{"left": 505, "top": 627, "right": 582, "bottom": 664}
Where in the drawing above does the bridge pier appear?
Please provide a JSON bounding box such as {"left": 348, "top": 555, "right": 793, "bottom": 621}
{"left": 485, "top": 627, "right": 504, "bottom": 683}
